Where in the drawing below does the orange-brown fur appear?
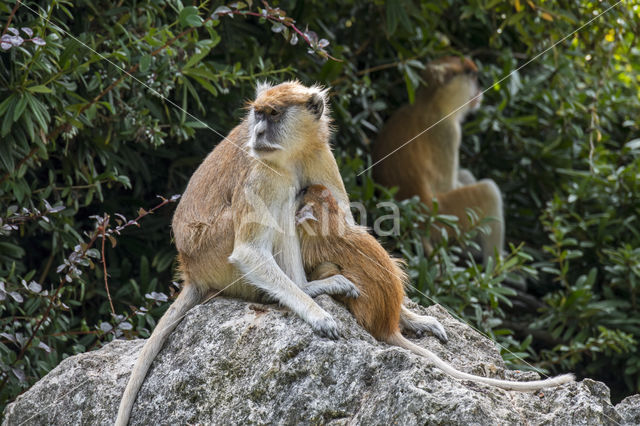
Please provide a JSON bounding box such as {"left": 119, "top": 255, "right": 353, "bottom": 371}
{"left": 372, "top": 56, "right": 503, "bottom": 263}
{"left": 297, "top": 185, "right": 405, "bottom": 340}
{"left": 117, "top": 81, "right": 355, "bottom": 426}
{"left": 296, "top": 185, "right": 575, "bottom": 391}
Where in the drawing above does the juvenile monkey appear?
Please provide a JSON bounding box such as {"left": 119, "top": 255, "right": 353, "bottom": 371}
{"left": 116, "top": 81, "right": 359, "bottom": 425}
{"left": 372, "top": 56, "right": 503, "bottom": 264}
{"left": 296, "top": 184, "right": 574, "bottom": 391}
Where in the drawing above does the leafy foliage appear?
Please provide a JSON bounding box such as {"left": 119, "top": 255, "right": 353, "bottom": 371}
{"left": 1, "top": 0, "right": 639, "bottom": 410}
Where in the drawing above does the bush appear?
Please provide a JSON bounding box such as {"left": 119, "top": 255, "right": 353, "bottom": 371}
{"left": 1, "top": 0, "right": 639, "bottom": 409}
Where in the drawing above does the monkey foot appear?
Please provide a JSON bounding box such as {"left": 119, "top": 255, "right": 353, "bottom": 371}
{"left": 400, "top": 309, "right": 448, "bottom": 344}
{"left": 413, "top": 320, "right": 448, "bottom": 344}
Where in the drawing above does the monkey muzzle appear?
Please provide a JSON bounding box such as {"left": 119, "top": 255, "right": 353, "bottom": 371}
{"left": 251, "top": 119, "right": 282, "bottom": 154}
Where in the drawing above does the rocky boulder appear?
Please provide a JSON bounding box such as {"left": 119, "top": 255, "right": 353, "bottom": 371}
{"left": 3, "top": 296, "right": 635, "bottom": 425}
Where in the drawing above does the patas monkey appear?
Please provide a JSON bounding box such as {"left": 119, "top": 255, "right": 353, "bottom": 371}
{"left": 116, "top": 81, "right": 359, "bottom": 426}
{"left": 296, "top": 184, "right": 574, "bottom": 391}
{"left": 372, "top": 56, "right": 503, "bottom": 264}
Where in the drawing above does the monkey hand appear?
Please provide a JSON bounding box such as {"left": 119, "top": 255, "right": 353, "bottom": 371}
{"left": 299, "top": 274, "right": 360, "bottom": 299}
{"left": 308, "top": 310, "right": 341, "bottom": 339}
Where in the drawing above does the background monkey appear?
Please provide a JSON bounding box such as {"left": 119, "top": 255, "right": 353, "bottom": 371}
{"left": 296, "top": 184, "right": 574, "bottom": 391}
{"left": 372, "top": 56, "right": 503, "bottom": 264}
{"left": 116, "top": 81, "right": 359, "bottom": 425}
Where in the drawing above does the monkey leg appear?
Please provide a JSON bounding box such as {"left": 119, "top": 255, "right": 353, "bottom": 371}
{"left": 399, "top": 306, "right": 448, "bottom": 343}
{"left": 229, "top": 245, "right": 341, "bottom": 339}
{"left": 434, "top": 179, "right": 504, "bottom": 265}
{"left": 457, "top": 168, "right": 477, "bottom": 186}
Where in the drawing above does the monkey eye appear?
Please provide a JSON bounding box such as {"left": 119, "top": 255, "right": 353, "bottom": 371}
{"left": 297, "top": 186, "right": 309, "bottom": 198}
{"left": 267, "top": 108, "right": 281, "bottom": 119}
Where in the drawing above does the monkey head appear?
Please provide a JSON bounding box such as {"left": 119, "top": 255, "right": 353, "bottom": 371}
{"left": 295, "top": 184, "right": 343, "bottom": 237}
{"left": 247, "top": 81, "right": 330, "bottom": 159}
{"left": 422, "top": 56, "right": 482, "bottom": 116}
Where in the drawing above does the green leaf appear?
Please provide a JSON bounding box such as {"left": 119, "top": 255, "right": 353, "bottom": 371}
{"left": 179, "top": 6, "right": 203, "bottom": 28}
{"left": 0, "top": 94, "right": 15, "bottom": 116}
{"left": 26, "top": 85, "right": 52, "bottom": 94}
{"left": 183, "top": 36, "right": 220, "bottom": 70}
{"left": 1, "top": 100, "right": 15, "bottom": 137}
{"left": 403, "top": 70, "right": 415, "bottom": 105}
{"left": 139, "top": 55, "right": 152, "bottom": 73}
{"left": 188, "top": 74, "right": 219, "bottom": 96}
{"left": 386, "top": 1, "right": 399, "bottom": 35}
{"left": 13, "top": 95, "right": 28, "bottom": 123}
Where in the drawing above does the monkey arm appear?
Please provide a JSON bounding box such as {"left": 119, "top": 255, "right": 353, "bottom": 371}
{"left": 228, "top": 243, "right": 341, "bottom": 338}
{"left": 298, "top": 274, "right": 360, "bottom": 299}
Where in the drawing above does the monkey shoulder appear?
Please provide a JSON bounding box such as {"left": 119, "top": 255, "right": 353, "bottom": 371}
{"left": 172, "top": 123, "right": 253, "bottom": 253}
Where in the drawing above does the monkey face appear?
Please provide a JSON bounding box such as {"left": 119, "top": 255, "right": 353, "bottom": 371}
{"left": 249, "top": 105, "right": 288, "bottom": 155}
{"left": 422, "top": 56, "right": 482, "bottom": 112}
{"left": 248, "top": 82, "right": 328, "bottom": 159}
{"left": 296, "top": 185, "right": 341, "bottom": 237}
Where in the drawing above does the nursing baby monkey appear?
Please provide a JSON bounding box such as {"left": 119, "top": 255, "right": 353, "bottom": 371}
{"left": 373, "top": 56, "right": 503, "bottom": 264}
{"left": 117, "top": 81, "right": 361, "bottom": 426}
{"left": 296, "top": 184, "right": 574, "bottom": 391}
{"left": 117, "top": 80, "right": 571, "bottom": 425}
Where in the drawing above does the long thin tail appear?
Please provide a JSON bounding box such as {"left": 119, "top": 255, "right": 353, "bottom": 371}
{"left": 386, "top": 333, "right": 574, "bottom": 391}
{"left": 115, "top": 284, "right": 201, "bottom": 426}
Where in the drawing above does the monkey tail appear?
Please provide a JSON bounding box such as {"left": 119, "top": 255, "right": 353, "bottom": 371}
{"left": 115, "top": 284, "right": 202, "bottom": 426}
{"left": 386, "top": 332, "right": 574, "bottom": 392}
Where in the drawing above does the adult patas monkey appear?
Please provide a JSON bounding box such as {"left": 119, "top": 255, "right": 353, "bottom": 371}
{"left": 373, "top": 56, "right": 503, "bottom": 264}
{"left": 116, "top": 81, "right": 360, "bottom": 426}
{"left": 296, "top": 184, "right": 573, "bottom": 391}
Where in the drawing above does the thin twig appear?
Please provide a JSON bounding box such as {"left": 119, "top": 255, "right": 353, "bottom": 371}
{"left": 0, "top": 17, "right": 209, "bottom": 185}
{"left": 37, "top": 249, "right": 55, "bottom": 284}
{"left": 0, "top": 195, "right": 180, "bottom": 393}
{"left": 216, "top": 8, "right": 341, "bottom": 61}
{"left": 1, "top": 0, "right": 21, "bottom": 37}
{"left": 100, "top": 214, "right": 116, "bottom": 316}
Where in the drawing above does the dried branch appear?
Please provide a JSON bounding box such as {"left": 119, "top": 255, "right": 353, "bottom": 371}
{"left": 0, "top": 194, "right": 181, "bottom": 392}
{"left": 1, "top": 0, "right": 22, "bottom": 37}
{"left": 100, "top": 214, "right": 116, "bottom": 316}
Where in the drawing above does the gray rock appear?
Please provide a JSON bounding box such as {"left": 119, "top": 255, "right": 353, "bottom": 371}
{"left": 616, "top": 394, "right": 640, "bottom": 425}
{"left": 3, "top": 296, "right": 631, "bottom": 425}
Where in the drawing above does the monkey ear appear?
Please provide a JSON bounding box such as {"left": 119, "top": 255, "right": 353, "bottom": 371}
{"left": 295, "top": 204, "right": 318, "bottom": 225}
{"left": 424, "top": 63, "right": 448, "bottom": 85}
{"left": 306, "top": 93, "right": 325, "bottom": 119}
{"left": 255, "top": 81, "right": 272, "bottom": 98}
